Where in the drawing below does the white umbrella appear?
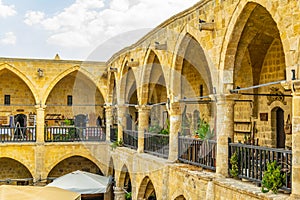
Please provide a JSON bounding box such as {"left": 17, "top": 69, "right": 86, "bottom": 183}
{"left": 46, "top": 170, "right": 112, "bottom": 194}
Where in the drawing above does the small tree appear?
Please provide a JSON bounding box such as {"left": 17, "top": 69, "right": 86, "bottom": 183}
{"left": 230, "top": 152, "right": 239, "bottom": 178}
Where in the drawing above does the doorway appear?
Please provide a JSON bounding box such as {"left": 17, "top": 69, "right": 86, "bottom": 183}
{"left": 272, "top": 107, "right": 285, "bottom": 148}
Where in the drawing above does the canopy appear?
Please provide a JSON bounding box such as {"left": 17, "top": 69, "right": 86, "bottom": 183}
{"left": 47, "top": 170, "right": 112, "bottom": 194}
{"left": 0, "top": 185, "right": 81, "bottom": 200}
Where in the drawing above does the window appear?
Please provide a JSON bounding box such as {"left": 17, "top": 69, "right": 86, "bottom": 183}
{"left": 67, "top": 95, "right": 72, "bottom": 106}
{"left": 4, "top": 95, "right": 10, "bottom": 105}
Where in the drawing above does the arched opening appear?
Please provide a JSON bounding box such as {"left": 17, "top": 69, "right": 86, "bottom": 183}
{"left": 0, "top": 69, "right": 36, "bottom": 133}
{"left": 174, "top": 195, "right": 186, "bottom": 200}
{"left": 45, "top": 71, "right": 105, "bottom": 141}
{"left": 107, "top": 158, "right": 115, "bottom": 200}
{"left": 0, "top": 157, "right": 33, "bottom": 185}
{"left": 174, "top": 34, "right": 214, "bottom": 135}
{"left": 45, "top": 70, "right": 105, "bottom": 127}
{"left": 271, "top": 107, "right": 285, "bottom": 148}
{"left": 228, "top": 3, "right": 289, "bottom": 146}
{"left": 47, "top": 156, "right": 103, "bottom": 182}
{"left": 119, "top": 165, "right": 132, "bottom": 199}
{"left": 137, "top": 176, "right": 156, "bottom": 200}
{"left": 145, "top": 52, "right": 168, "bottom": 131}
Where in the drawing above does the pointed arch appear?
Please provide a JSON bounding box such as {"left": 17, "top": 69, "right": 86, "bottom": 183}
{"left": 0, "top": 63, "right": 38, "bottom": 103}
{"left": 137, "top": 176, "right": 157, "bottom": 200}
{"left": 42, "top": 66, "right": 105, "bottom": 104}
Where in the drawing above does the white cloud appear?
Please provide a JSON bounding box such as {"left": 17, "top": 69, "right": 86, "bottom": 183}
{"left": 0, "top": 32, "right": 16, "bottom": 45}
{"left": 24, "top": 11, "right": 45, "bottom": 25}
{"left": 0, "top": 0, "right": 16, "bottom": 18}
{"left": 23, "top": 0, "right": 198, "bottom": 48}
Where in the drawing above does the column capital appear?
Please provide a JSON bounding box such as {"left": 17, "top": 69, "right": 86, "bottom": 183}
{"left": 35, "top": 104, "right": 47, "bottom": 110}
{"left": 135, "top": 104, "right": 151, "bottom": 112}
{"left": 212, "top": 93, "right": 240, "bottom": 104}
{"left": 168, "top": 102, "right": 181, "bottom": 116}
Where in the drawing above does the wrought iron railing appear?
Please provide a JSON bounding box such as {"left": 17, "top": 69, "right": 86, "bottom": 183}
{"left": 178, "top": 135, "right": 217, "bottom": 171}
{"left": 45, "top": 126, "right": 105, "bottom": 142}
{"left": 0, "top": 126, "right": 36, "bottom": 142}
{"left": 229, "top": 141, "right": 292, "bottom": 192}
{"left": 122, "top": 130, "right": 138, "bottom": 150}
{"left": 144, "top": 132, "right": 169, "bottom": 159}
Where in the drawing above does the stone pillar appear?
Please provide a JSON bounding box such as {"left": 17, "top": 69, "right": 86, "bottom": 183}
{"left": 215, "top": 94, "right": 236, "bottom": 177}
{"left": 34, "top": 104, "right": 46, "bottom": 183}
{"left": 35, "top": 105, "right": 46, "bottom": 143}
{"left": 291, "top": 83, "right": 300, "bottom": 198}
{"left": 136, "top": 105, "right": 151, "bottom": 153}
{"left": 168, "top": 102, "right": 181, "bottom": 161}
{"left": 117, "top": 105, "right": 128, "bottom": 141}
{"left": 114, "top": 187, "right": 125, "bottom": 200}
{"left": 105, "top": 104, "right": 113, "bottom": 142}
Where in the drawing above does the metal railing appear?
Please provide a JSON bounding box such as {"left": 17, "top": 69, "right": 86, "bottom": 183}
{"left": 144, "top": 132, "right": 169, "bottom": 159}
{"left": 45, "top": 126, "right": 106, "bottom": 142}
{"left": 0, "top": 126, "right": 36, "bottom": 142}
{"left": 178, "top": 135, "right": 217, "bottom": 171}
{"left": 229, "top": 141, "right": 292, "bottom": 192}
{"left": 122, "top": 130, "right": 138, "bottom": 150}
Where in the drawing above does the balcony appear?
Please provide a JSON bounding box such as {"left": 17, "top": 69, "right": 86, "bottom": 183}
{"left": 144, "top": 131, "right": 169, "bottom": 159}
{"left": 0, "top": 126, "right": 36, "bottom": 142}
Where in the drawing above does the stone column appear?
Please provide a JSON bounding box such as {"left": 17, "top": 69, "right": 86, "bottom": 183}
{"left": 215, "top": 94, "right": 236, "bottom": 177}
{"left": 117, "top": 105, "right": 128, "bottom": 141}
{"left": 105, "top": 104, "right": 113, "bottom": 142}
{"left": 291, "top": 83, "right": 300, "bottom": 198}
{"left": 35, "top": 104, "right": 46, "bottom": 143}
{"left": 114, "top": 187, "right": 125, "bottom": 200}
{"left": 136, "top": 105, "right": 151, "bottom": 153}
{"left": 168, "top": 102, "right": 181, "bottom": 161}
{"left": 34, "top": 104, "right": 46, "bottom": 183}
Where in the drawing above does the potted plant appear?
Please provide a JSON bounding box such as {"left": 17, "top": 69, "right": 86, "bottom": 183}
{"left": 261, "top": 161, "right": 285, "bottom": 194}
{"left": 194, "top": 118, "right": 214, "bottom": 140}
{"left": 110, "top": 140, "right": 123, "bottom": 150}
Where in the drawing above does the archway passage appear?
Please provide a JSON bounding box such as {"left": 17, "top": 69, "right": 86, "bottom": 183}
{"left": 47, "top": 156, "right": 103, "bottom": 180}
{"left": 230, "top": 3, "right": 287, "bottom": 146}
{"left": 119, "top": 165, "right": 132, "bottom": 195}
{"left": 137, "top": 176, "right": 156, "bottom": 200}
{"left": 0, "top": 158, "right": 33, "bottom": 185}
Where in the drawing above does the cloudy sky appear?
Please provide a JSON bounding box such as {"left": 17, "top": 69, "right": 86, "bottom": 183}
{"left": 0, "top": 0, "right": 199, "bottom": 61}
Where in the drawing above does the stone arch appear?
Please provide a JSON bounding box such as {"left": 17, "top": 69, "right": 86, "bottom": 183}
{"left": 0, "top": 157, "right": 33, "bottom": 183}
{"left": 220, "top": 1, "right": 290, "bottom": 92}
{"left": 171, "top": 32, "right": 213, "bottom": 100}
{"left": 108, "top": 157, "right": 115, "bottom": 177}
{"left": 174, "top": 195, "right": 186, "bottom": 200}
{"left": 46, "top": 154, "right": 105, "bottom": 178}
{"left": 137, "top": 176, "right": 157, "bottom": 200}
{"left": 0, "top": 63, "right": 38, "bottom": 104}
{"left": 118, "top": 164, "right": 132, "bottom": 195}
{"left": 47, "top": 155, "right": 104, "bottom": 180}
{"left": 140, "top": 49, "right": 168, "bottom": 105}
{"left": 42, "top": 66, "right": 105, "bottom": 104}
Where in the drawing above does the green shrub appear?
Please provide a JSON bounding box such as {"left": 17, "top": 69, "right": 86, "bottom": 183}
{"left": 261, "top": 161, "right": 285, "bottom": 194}
{"left": 230, "top": 152, "right": 239, "bottom": 178}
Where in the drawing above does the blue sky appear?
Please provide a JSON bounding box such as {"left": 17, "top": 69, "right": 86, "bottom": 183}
{"left": 0, "top": 0, "right": 199, "bottom": 61}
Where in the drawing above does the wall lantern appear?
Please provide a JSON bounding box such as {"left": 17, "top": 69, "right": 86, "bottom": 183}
{"left": 155, "top": 41, "right": 167, "bottom": 50}
{"left": 37, "top": 68, "right": 44, "bottom": 77}
{"left": 199, "top": 19, "right": 215, "bottom": 31}
{"left": 291, "top": 69, "right": 296, "bottom": 80}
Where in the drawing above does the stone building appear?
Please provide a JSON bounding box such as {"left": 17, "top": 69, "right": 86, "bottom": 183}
{"left": 0, "top": 0, "right": 300, "bottom": 199}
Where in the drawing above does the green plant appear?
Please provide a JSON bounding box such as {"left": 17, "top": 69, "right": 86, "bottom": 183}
{"left": 230, "top": 152, "right": 239, "bottom": 178}
{"left": 125, "top": 192, "right": 132, "bottom": 200}
{"left": 110, "top": 140, "right": 123, "bottom": 150}
{"left": 194, "top": 118, "right": 214, "bottom": 140}
{"left": 148, "top": 124, "right": 162, "bottom": 133}
{"left": 159, "top": 118, "right": 170, "bottom": 135}
{"left": 261, "top": 161, "right": 285, "bottom": 194}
